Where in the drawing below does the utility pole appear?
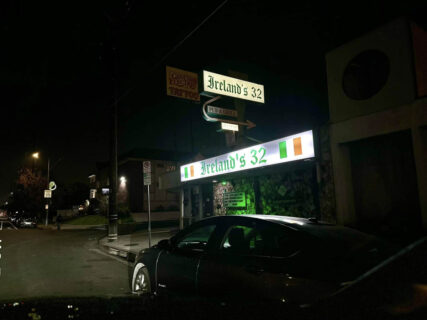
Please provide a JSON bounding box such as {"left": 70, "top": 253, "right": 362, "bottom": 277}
{"left": 108, "top": 83, "right": 118, "bottom": 241}
{"left": 108, "top": 32, "right": 119, "bottom": 242}
{"left": 45, "top": 158, "right": 50, "bottom": 226}
{"left": 105, "top": 9, "right": 124, "bottom": 242}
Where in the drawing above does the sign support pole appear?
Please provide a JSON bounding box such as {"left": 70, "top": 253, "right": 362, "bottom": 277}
{"left": 147, "top": 185, "right": 151, "bottom": 247}
{"left": 143, "top": 161, "right": 152, "bottom": 247}
{"left": 180, "top": 188, "right": 184, "bottom": 230}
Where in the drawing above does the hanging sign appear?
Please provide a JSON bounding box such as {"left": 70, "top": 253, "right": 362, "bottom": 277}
{"left": 201, "top": 70, "right": 265, "bottom": 103}
{"left": 166, "top": 66, "right": 200, "bottom": 102}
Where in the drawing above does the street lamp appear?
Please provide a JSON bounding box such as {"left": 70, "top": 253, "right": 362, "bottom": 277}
{"left": 33, "top": 152, "right": 50, "bottom": 226}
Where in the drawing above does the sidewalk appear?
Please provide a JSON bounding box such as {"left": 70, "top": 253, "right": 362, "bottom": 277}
{"left": 37, "top": 224, "right": 107, "bottom": 230}
{"left": 131, "top": 211, "right": 180, "bottom": 222}
{"left": 98, "top": 227, "right": 179, "bottom": 261}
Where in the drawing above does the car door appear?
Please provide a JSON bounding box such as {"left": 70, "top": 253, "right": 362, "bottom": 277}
{"left": 156, "top": 220, "right": 219, "bottom": 296}
{"left": 197, "top": 218, "right": 309, "bottom": 303}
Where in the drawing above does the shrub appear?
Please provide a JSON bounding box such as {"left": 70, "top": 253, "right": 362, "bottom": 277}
{"left": 167, "top": 204, "right": 179, "bottom": 211}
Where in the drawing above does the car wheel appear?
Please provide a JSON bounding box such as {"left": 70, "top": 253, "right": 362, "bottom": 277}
{"left": 132, "top": 263, "right": 151, "bottom": 295}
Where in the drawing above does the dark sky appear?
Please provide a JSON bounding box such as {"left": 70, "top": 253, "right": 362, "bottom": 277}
{"left": 1, "top": 0, "right": 426, "bottom": 201}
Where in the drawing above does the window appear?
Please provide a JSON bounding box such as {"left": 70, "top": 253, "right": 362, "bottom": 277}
{"left": 342, "top": 50, "right": 390, "bottom": 100}
{"left": 176, "top": 224, "right": 216, "bottom": 252}
{"left": 265, "top": 225, "right": 301, "bottom": 258}
{"left": 221, "top": 223, "right": 301, "bottom": 257}
{"left": 222, "top": 225, "right": 264, "bottom": 256}
{"left": 166, "top": 165, "right": 176, "bottom": 172}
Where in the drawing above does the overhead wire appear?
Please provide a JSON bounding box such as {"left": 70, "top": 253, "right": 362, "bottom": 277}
{"left": 109, "top": 0, "right": 229, "bottom": 108}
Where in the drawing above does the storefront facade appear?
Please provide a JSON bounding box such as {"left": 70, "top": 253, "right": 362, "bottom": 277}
{"left": 160, "top": 130, "right": 321, "bottom": 228}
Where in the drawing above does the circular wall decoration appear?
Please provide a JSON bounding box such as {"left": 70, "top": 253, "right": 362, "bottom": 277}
{"left": 342, "top": 50, "right": 390, "bottom": 100}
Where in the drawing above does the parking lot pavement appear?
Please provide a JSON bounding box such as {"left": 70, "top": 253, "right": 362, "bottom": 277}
{"left": 98, "top": 227, "right": 179, "bottom": 261}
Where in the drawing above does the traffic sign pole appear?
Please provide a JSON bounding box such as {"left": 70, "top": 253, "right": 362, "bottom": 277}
{"left": 143, "top": 161, "right": 152, "bottom": 247}
{"left": 147, "top": 185, "right": 151, "bottom": 248}
{"left": 46, "top": 158, "right": 50, "bottom": 226}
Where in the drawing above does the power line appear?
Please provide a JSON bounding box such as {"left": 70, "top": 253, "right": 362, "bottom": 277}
{"left": 110, "top": 0, "right": 229, "bottom": 108}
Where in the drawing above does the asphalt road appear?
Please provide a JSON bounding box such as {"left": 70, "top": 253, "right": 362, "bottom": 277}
{"left": 0, "top": 229, "right": 131, "bottom": 301}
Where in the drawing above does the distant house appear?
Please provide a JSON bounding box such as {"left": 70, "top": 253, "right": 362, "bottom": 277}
{"left": 93, "top": 148, "right": 193, "bottom": 213}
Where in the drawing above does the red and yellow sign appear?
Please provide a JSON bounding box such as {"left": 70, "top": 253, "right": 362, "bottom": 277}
{"left": 166, "top": 66, "right": 200, "bottom": 102}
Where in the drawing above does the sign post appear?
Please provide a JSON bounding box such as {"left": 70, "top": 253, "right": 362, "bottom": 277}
{"left": 143, "top": 161, "right": 152, "bottom": 247}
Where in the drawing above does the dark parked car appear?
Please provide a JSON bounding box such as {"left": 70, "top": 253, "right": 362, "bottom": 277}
{"left": 7, "top": 210, "right": 23, "bottom": 225}
{"left": 18, "top": 215, "right": 37, "bottom": 228}
{"left": 130, "top": 215, "right": 397, "bottom": 306}
{"left": 8, "top": 210, "right": 37, "bottom": 228}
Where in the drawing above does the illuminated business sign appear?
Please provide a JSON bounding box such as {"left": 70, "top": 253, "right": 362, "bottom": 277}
{"left": 202, "top": 71, "right": 265, "bottom": 103}
{"left": 181, "top": 130, "right": 315, "bottom": 182}
{"left": 166, "top": 66, "right": 200, "bottom": 102}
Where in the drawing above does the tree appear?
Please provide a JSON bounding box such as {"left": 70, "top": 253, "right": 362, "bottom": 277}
{"left": 9, "top": 168, "right": 47, "bottom": 218}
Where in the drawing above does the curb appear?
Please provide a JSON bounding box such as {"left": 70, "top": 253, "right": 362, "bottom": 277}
{"left": 97, "top": 228, "right": 179, "bottom": 262}
{"left": 36, "top": 224, "right": 107, "bottom": 230}
{"left": 98, "top": 241, "right": 137, "bottom": 263}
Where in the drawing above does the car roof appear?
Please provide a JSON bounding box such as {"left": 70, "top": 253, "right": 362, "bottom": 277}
{"left": 204, "top": 214, "right": 332, "bottom": 228}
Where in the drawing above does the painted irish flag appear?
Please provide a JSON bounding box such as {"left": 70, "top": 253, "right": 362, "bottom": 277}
{"left": 184, "top": 165, "right": 195, "bottom": 179}
{"left": 279, "top": 137, "right": 303, "bottom": 159}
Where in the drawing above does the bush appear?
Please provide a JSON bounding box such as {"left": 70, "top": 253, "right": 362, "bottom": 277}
{"left": 167, "top": 204, "right": 179, "bottom": 211}
{"left": 154, "top": 205, "right": 165, "bottom": 212}
{"left": 117, "top": 203, "right": 131, "bottom": 218}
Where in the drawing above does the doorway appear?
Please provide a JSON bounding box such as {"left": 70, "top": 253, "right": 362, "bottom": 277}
{"left": 349, "top": 130, "right": 422, "bottom": 242}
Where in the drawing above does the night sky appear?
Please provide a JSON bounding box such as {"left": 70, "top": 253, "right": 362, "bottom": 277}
{"left": 1, "top": 0, "right": 426, "bottom": 201}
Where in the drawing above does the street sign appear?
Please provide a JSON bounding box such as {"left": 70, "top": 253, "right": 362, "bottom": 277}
{"left": 90, "top": 189, "right": 97, "bottom": 199}
{"left": 223, "top": 192, "right": 246, "bottom": 208}
{"left": 220, "top": 122, "right": 239, "bottom": 132}
{"left": 143, "top": 161, "right": 151, "bottom": 186}
{"left": 49, "top": 181, "right": 57, "bottom": 191}
{"left": 202, "top": 96, "right": 256, "bottom": 129}
{"left": 143, "top": 161, "right": 151, "bottom": 173}
{"left": 44, "top": 190, "right": 52, "bottom": 198}
{"left": 201, "top": 70, "right": 265, "bottom": 103}
{"left": 207, "top": 105, "right": 238, "bottom": 118}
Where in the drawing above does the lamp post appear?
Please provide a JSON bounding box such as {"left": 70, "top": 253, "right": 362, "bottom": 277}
{"left": 32, "top": 152, "right": 50, "bottom": 226}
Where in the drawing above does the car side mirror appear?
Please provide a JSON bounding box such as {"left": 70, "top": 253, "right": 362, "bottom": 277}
{"left": 157, "top": 239, "right": 172, "bottom": 251}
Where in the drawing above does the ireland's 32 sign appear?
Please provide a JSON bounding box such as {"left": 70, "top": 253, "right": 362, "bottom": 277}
{"left": 181, "top": 130, "right": 315, "bottom": 182}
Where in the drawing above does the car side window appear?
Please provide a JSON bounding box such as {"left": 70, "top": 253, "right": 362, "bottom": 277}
{"left": 265, "top": 225, "right": 301, "bottom": 258}
{"left": 221, "top": 225, "right": 265, "bottom": 256}
{"left": 176, "top": 224, "right": 216, "bottom": 253}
